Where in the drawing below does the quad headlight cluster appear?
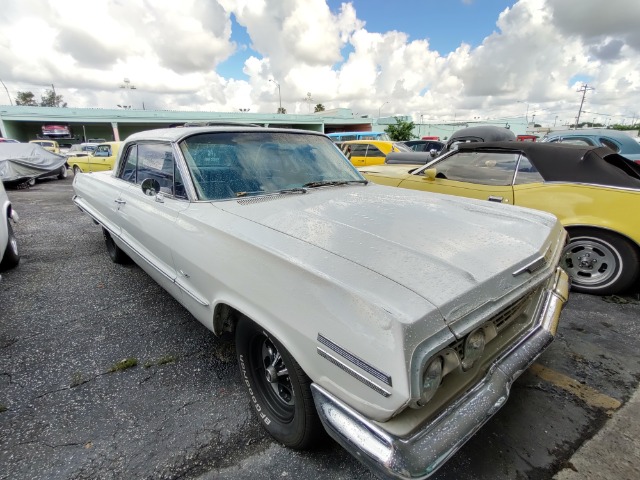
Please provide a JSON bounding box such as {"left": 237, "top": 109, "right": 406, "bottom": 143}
{"left": 416, "top": 325, "right": 494, "bottom": 407}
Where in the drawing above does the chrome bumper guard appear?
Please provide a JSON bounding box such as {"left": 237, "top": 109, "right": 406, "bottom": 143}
{"left": 312, "top": 267, "right": 570, "bottom": 479}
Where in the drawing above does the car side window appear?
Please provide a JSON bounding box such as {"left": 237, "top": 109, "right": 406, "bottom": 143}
{"left": 560, "top": 137, "right": 594, "bottom": 146}
{"left": 120, "top": 145, "right": 138, "bottom": 184}
{"left": 94, "top": 145, "right": 111, "bottom": 157}
{"left": 349, "top": 144, "right": 368, "bottom": 156}
{"left": 364, "top": 145, "right": 384, "bottom": 157}
{"left": 136, "top": 144, "right": 177, "bottom": 195}
{"left": 432, "top": 151, "right": 519, "bottom": 186}
{"left": 514, "top": 155, "right": 544, "bottom": 185}
{"left": 599, "top": 138, "right": 621, "bottom": 152}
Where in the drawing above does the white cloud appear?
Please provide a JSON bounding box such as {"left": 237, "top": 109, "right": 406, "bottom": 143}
{"left": 0, "top": 0, "right": 638, "bottom": 126}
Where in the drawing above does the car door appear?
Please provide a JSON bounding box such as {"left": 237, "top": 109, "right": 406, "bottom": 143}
{"left": 397, "top": 150, "right": 516, "bottom": 204}
{"left": 345, "top": 143, "right": 369, "bottom": 166}
{"left": 89, "top": 144, "right": 114, "bottom": 172}
{"left": 115, "top": 142, "right": 189, "bottom": 298}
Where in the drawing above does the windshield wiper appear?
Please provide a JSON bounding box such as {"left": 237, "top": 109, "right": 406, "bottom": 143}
{"left": 302, "top": 180, "right": 368, "bottom": 188}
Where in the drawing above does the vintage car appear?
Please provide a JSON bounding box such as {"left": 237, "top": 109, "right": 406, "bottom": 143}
{"left": 0, "top": 181, "right": 20, "bottom": 275}
{"left": 64, "top": 142, "right": 99, "bottom": 159}
{"left": 542, "top": 128, "right": 640, "bottom": 164}
{"left": 386, "top": 125, "right": 517, "bottom": 166}
{"left": 340, "top": 139, "right": 410, "bottom": 166}
{"left": 67, "top": 141, "right": 121, "bottom": 174}
{"left": 360, "top": 141, "right": 640, "bottom": 295}
{"left": 73, "top": 126, "right": 569, "bottom": 479}
{"left": 29, "top": 139, "right": 61, "bottom": 154}
{"left": 0, "top": 143, "right": 68, "bottom": 185}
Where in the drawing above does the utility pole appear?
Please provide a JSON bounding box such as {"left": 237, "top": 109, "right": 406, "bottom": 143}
{"left": 574, "top": 84, "right": 594, "bottom": 130}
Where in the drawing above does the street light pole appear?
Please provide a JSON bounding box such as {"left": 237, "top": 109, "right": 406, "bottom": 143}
{"left": 270, "top": 79, "right": 282, "bottom": 113}
{"left": 378, "top": 101, "right": 389, "bottom": 118}
{"left": 119, "top": 78, "right": 137, "bottom": 109}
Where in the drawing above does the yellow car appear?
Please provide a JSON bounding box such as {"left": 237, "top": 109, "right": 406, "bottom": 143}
{"left": 68, "top": 141, "right": 121, "bottom": 174}
{"left": 360, "top": 141, "right": 640, "bottom": 295}
{"left": 340, "top": 140, "right": 410, "bottom": 166}
{"left": 29, "top": 139, "right": 60, "bottom": 154}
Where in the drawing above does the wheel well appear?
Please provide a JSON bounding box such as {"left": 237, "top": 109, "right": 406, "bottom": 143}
{"left": 564, "top": 225, "right": 640, "bottom": 253}
{"left": 213, "top": 303, "right": 242, "bottom": 336}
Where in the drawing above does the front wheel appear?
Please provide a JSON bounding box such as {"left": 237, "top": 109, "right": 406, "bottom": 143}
{"left": 562, "top": 228, "right": 640, "bottom": 295}
{"left": 235, "top": 317, "right": 324, "bottom": 449}
{"left": 0, "top": 220, "right": 20, "bottom": 271}
{"left": 73, "top": 165, "right": 82, "bottom": 176}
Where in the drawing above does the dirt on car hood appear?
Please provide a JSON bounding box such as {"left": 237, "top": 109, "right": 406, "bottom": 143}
{"left": 219, "top": 184, "right": 560, "bottom": 323}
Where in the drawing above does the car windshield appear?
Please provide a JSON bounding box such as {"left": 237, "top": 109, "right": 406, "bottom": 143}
{"left": 179, "top": 132, "right": 366, "bottom": 200}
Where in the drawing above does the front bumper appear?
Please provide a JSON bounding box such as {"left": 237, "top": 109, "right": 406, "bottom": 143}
{"left": 312, "top": 267, "right": 569, "bottom": 479}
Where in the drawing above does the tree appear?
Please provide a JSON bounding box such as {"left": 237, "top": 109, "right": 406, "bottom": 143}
{"left": 385, "top": 117, "right": 416, "bottom": 141}
{"left": 314, "top": 103, "right": 325, "bottom": 112}
{"left": 15, "top": 91, "right": 38, "bottom": 106}
{"left": 40, "top": 88, "right": 67, "bottom": 107}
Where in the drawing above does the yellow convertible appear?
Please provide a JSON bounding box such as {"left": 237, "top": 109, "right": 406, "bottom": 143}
{"left": 68, "top": 141, "right": 121, "bottom": 174}
{"left": 360, "top": 141, "right": 640, "bottom": 295}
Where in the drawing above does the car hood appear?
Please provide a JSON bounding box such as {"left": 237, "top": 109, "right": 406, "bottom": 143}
{"left": 217, "top": 185, "right": 560, "bottom": 323}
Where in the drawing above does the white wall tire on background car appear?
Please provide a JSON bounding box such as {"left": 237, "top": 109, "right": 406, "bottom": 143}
{"left": 0, "top": 220, "right": 20, "bottom": 271}
{"left": 235, "top": 317, "right": 324, "bottom": 449}
{"left": 562, "top": 228, "right": 640, "bottom": 295}
{"left": 58, "top": 165, "right": 68, "bottom": 179}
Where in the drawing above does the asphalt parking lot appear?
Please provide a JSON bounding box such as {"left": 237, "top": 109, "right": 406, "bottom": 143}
{"left": 1, "top": 175, "right": 640, "bottom": 480}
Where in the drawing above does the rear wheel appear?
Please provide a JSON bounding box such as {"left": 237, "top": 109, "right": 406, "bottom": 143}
{"left": 0, "top": 220, "right": 20, "bottom": 271}
{"left": 102, "top": 228, "right": 129, "bottom": 264}
{"left": 562, "top": 228, "right": 640, "bottom": 295}
{"left": 235, "top": 317, "right": 323, "bottom": 449}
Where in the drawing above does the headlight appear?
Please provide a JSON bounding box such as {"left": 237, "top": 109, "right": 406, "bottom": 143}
{"left": 461, "top": 328, "right": 486, "bottom": 371}
{"left": 419, "top": 356, "right": 443, "bottom": 405}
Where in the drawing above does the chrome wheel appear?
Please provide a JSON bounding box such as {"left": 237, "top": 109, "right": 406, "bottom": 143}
{"left": 563, "top": 237, "right": 620, "bottom": 288}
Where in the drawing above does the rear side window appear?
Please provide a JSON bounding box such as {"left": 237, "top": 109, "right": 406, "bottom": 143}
{"left": 364, "top": 145, "right": 384, "bottom": 157}
{"left": 514, "top": 155, "right": 544, "bottom": 184}
{"left": 599, "top": 138, "right": 621, "bottom": 152}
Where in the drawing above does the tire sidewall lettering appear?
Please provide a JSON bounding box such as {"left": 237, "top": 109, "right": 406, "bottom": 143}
{"left": 238, "top": 354, "right": 272, "bottom": 425}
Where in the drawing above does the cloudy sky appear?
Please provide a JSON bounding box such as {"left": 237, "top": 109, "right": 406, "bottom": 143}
{"left": 1, "top": 0, "right": 639, "bottom": 127}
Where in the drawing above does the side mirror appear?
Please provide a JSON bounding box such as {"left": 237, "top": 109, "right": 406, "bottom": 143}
{"left": 429, "top": 149, "right": 438, "bottom": 157}
{"left": 423, "top": 168, "right": 437, "bottom": 180}
{"left": 141, "top": 178, "right": 161, "bottom": 196}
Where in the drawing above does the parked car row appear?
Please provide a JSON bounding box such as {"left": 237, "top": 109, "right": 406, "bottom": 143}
{"left": 4, "top": 123, "right": 638, "bottom": 479}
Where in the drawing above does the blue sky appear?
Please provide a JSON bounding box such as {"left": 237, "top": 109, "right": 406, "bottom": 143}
{"left": 218, "top": 0, "right": 516, "bottom": 80}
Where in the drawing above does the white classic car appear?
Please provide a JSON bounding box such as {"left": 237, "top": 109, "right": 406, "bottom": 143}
{"left": 72, "top": 126, "right": 569, "bottom": 479}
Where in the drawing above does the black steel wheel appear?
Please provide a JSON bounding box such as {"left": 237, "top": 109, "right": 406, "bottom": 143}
{"left": 235, "top": 317, "right": 323, "bottom": 449}
{"left": 0, "top": 220, "right": 20, "bottom": 271}
{"left": 563, "top": 228, "right": 639, "bottom": 295}
{"left": 102, "top": 228, "right": 130, "bottom": 264}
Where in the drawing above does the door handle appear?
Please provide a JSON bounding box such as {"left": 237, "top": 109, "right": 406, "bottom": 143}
{"left": 114, "top": 199, "right": 126, "bottom": 205}
{"left": 488, "top": 196, "right": 504, "bottom": 203}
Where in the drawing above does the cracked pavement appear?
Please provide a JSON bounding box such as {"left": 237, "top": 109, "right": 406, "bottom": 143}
{"left": 1, "top": 175, "right": 639, "bottom": 480}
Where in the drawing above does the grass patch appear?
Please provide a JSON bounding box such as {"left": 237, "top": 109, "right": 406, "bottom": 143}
{"left": 108, "top": 358, "right": 138, "bottom": 373}
{"left": 70, "top": 371, "right": 86, "bottom": 388}
{"left": 144, "top": 355, "right": 177, "bottom": 369}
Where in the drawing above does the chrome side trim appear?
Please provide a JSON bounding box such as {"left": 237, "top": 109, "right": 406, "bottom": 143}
{"left": 317, "top": 348, "right": 391, "bottom": 398}
{"left": 512, "top": 255, "right": 546, "bottom": 276}
{"left": 318, "top": 334, "right": 392, "bottom": 386}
